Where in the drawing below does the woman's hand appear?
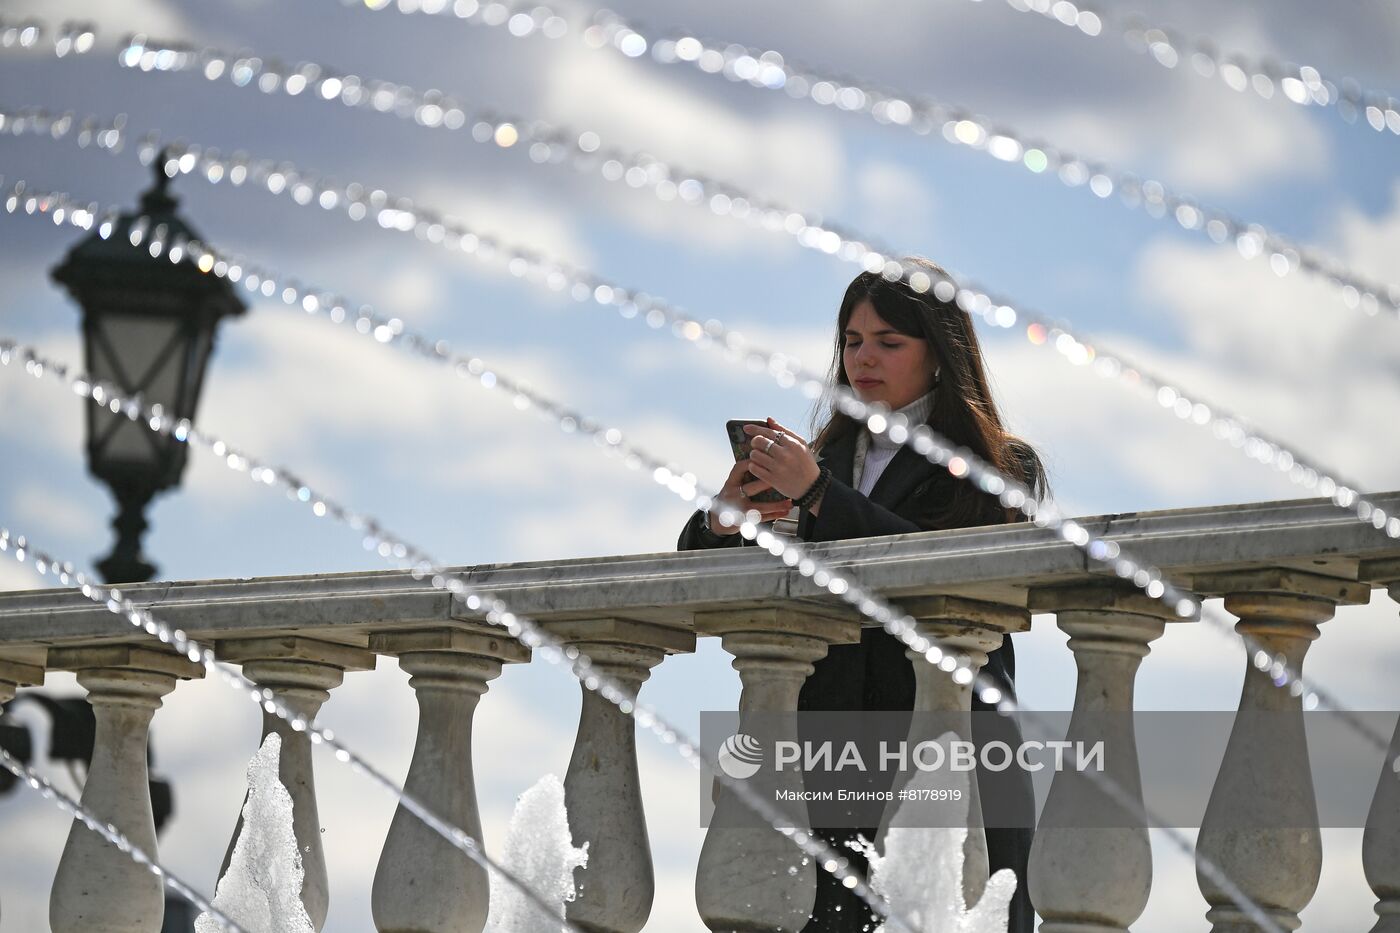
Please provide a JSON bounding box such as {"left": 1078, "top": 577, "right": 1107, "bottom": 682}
{"left": 744, "top": 418, "right": 821, "bottom": 500}
{"left": 708, "top": 458, "right": 794, "bottom": 536}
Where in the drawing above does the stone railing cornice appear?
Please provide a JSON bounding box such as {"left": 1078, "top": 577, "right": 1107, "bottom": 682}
{"left": 1, "top": 491, "right": 1397, "bottom": 652}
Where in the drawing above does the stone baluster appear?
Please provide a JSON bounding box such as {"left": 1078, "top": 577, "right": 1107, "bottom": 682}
{"left": 542, "top": 618, "right": 696, "bottom": 933}
{"left": 1190, "top": 569, "right": 1368, "bottom": 933}
{"left": 0, "top": 657, "right": 42, "bottom": 704}
{"left": 0, "top": 656, "right": 42, "bottom": 926}
{"left": 887, "top": 595, "right": 1030, "bottom": 908}
{"left": 369, "top": 627, "right": 530, "bottom": 933}
{"left": 1026, "top": 584, "right": 1182, "bottom": 933}
{"left": 216, "top": 636, "right": 376, "bottom": 930}
{"left": 46, "top": 645, "right": 203, "bottom": 933}
{"left": 1361, "top": 560, "right": 1400, "bottom": 933}
{"left": 692, "top": 607, "right": 860, "bottom": 933}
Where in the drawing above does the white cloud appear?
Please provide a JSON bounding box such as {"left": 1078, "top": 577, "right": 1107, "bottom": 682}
{"left": 10, "top": 478, "right": 102, "bottom": 541}
{"left": 1330, "top": 181, "right": 1400, "bottom": 289}
{"left": 159, "top": 305, "right": 737, "bottom": 565}
{"left": 1164, "top": 95, "right": 1328, "bottom": 192}
{"left": 415, "top": 405, "right": 730, "bottom": 558}
{"left": 0, "top": 557, "right": 45, "bottom": 592}
{"left": 3, "top": 0, "right": 194, "bottom": 45}
{"left": 541, "top": 46, "right": 844, "bottom": 208}
{"left": 853, "top": 159, "right": 938, "bottom": 242}
{"left": 0, "top": 329, "right": 86, "bottom": 459}
{"left": 536, "top": 42, "right": 846, "bottom": 256}
{"left": 987, "top": 177, "right": 1400, "bottom": 516}
{"left": 179, "top": 309, "right": 566, "bottom": 504}
{"left": 988, "top": 322, "right": 1398, "bottom": 517}
{"left": 504, "top": 487, "right": 680, "bottom": 560}
{"left": 856, "top": 160, "right": 931, "bottom": 211}
{"left": 365, "top": 262, "right": 450, "bottom": 324}
{"left": 198, "top": 186, "right": 594, "bottom": 333}
{"left": 692, "top": 320, "right": 837, "bottom": 392}
{"left": 176, "top": 313, "right": 428, "bottom": 507}
{"left": 411, "top": 181, "right": 599, "bottom": 282}
{"left": 1028, "top": 71, "right": 1331, "bottom": 195}
{"left": 1128, "top": 207, "right": 1400, "bottom": 489}
{"left": 1112, "top": 0, "right": 1400, "bottom": 97}
{"left": 211, "top": 313, "right": 632, "bottom": 481}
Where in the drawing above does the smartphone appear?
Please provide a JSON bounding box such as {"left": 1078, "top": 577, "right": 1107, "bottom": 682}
{"left": 725, "top": 419, "right": 788, "bottom": 503}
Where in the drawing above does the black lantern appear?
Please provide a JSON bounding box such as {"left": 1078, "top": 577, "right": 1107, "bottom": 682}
{"left": 50, "top": 158, "right": 246, "bottom": 584}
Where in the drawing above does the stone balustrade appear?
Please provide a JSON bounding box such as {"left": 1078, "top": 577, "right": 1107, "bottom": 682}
{"left": 0, "top": 491, "right": 1398, "bottom": 932}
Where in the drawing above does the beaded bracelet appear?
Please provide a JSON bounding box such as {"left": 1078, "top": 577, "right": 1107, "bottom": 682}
{"left": 696, "top": 514, "right": 732, "bottom": 544}
{"left": 794, "top": 466, "right": 832, "bottom": 511}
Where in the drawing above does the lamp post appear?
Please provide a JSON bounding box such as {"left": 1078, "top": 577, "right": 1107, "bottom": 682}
{"left": 50, "top": 157, "right": 246, "bottom": 584}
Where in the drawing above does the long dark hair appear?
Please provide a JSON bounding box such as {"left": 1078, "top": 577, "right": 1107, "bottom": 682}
{"left": 811, "top": 258, "right": 1048, "bottom": 527}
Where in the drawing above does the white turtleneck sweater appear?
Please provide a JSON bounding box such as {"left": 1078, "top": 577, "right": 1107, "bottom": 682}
{"left": 852, "top": 389, "right": 937, "bottom": 497}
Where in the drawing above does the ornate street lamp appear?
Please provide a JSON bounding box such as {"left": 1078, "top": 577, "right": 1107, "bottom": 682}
{"left": 50, "top": 158, "right": 246, "bottom": 583}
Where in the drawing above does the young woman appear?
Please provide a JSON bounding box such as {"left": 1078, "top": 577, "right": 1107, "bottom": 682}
{"left": 679, "top": 258, "right": 1045, "bottom": 933}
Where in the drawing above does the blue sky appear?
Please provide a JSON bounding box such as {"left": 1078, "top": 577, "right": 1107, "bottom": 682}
{"left": 1, "top": 0, "right": 1399, "bottom": 929}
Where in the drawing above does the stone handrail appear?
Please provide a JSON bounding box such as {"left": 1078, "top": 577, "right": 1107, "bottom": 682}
{"left": 0, "top": 490, "right": 1398, "bottom": 932}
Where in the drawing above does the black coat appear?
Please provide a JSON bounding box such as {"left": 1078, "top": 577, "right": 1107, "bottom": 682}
{"left": 678, "top": 429, "right": 1035, "bottom": 932}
